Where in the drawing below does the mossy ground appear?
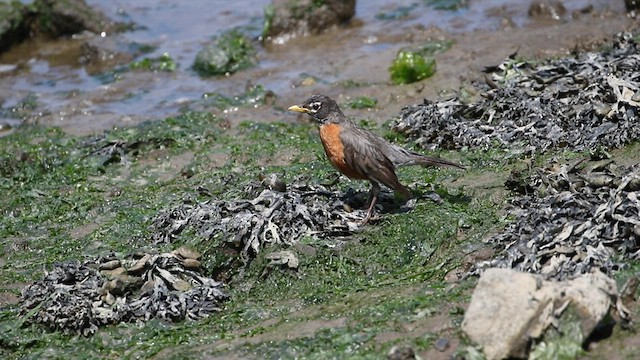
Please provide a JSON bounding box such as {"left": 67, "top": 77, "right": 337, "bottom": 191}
{"left": 0, "top": 108, "right": 638, "bottom": 359}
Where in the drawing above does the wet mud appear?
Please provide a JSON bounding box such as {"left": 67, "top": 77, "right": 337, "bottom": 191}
{"left": 0, "top": 0, "right": 635, "bottom": 136}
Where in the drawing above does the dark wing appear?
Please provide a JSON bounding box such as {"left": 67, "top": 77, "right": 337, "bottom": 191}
{"left": 385, "top": 143, "right": 466, "bottom": 169}
{"left": 340, "top": 126, "right": 410, "bottom": 195}
{"left": 353, "top": 129, "right": 466, "bottom": 169}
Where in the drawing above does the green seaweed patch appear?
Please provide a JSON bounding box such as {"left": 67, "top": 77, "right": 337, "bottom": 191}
{"left": 202, "top": 84, "right": 275, "bottom": 110}
{"left": 193, "top": 30, "right": 257, "bottom": 76}
{"left": 390, "top": 50, "right": 436, "bottom": 85}
{"left": 130, "top": 53, "right": 177, "bottom": 72}
{"left": 92, "top": 68, "right": 124, "bottom": 85}
{"left": 419, "top": 39, "right": 455, "bottom": 56}
{"left": 332, "top": 79, "right": 373, "bottom": 89}
{"left": 226, "top": 121, "right": 329, "bottom": 181}
{"left": 222, "top": 279, "right": 475, "bottom": 358}
{"left": 261, "top": 4, "right": 275, "bottom": 40}
{"left": 388, "top": 40, "right": 453, "bottom": 85}
{"left": 0, "top": 127, "right": 108, "bottom": 285}
{"left": 375, "top": 3, "right": 418, "bottom": 20}
{"left": 529, "top": 306, "right": 587, "bottom": 360}
{"left": 245, "top": 327, "right": 377, "bottom": 358}
{"left": 0, "top": 92, "right": 38, "bottom": 120}
{"left": 424, "top": 0, "right": 469, "bottom": 11}
{"left": 344, "top": 96, "right": 378, "bottom": 109}
{"left": 90, "top": 111, "right": 224, "bottom": 167}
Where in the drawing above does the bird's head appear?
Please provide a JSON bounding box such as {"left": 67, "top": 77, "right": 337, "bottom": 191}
{"left": 288, "top": 95, "right": 343, "bottom": 124}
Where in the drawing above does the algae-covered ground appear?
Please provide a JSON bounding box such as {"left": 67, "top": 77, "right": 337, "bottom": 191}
{"left": 1, "top": 103, "right": 638, "bottom": 359}
{"left": 1, "top": 0, "right": 639, "bottom": 357}
{"left": 0, "top": 107, "right": 483, "bottom": 358}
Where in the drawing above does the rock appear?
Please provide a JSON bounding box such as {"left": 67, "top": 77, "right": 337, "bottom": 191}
{"left": 300, "top": 76, "right": 316, "bottom": 86}
{"left": 110, "top": 274, "right": 142, "bottom": 295}
{"left": 462, "top": 269, "right": 542, "bottom": 359}
{"left": 127, "top": 253, "right": 151, "bottom": 274}
{"left": 99, "top": 266, "right": 125, "bottom": 278}
{"left": 174, "top": 246, "right": 201, "bottom": 260}
{"left": 262, "top": 0, "right": 356, "bottom": 42}
{"left": 79, "top": 35, "right": 140, "bottom": 75}
{"left": 30, "top": 0, "right": 120, "bottom": 37}
{"left": 98, "top": 259, "right": 121, "bottom": 270}
{"left": 171, "top": 279, "right": 192, "bottom": 292}
{"left": 193, "top": 30, "right": 256, "bottom": 76}
{"left": 266, "top": 250, "right": 299, "bottom": 269}
{"left": 0, "top": 1, "right": 28, "bottom": 52}
{"left": 462, "top": 268, "right": 622, "bottom": 360}
{"left": 182, "top": 258, "right": 201, "bottom": 270}
{"left": 434, "top": 337, "right": 449, "bottom": 352}
{"left": 528, "top": 0, "right": 566, "bottom": 21}
{"left": 619, "top": 275, "right": 639, "bottom": 305}
{"left": 387, "top": 345, "right": 417, "bottom": 360}
{"left": 0, "top": 0, "right": 128, "bottom": 54}
{"left": 102, "top": 292, "right": 116, "bottom": 305}
{"left": 261, "top": 173, "right": 287, "bottom": 192}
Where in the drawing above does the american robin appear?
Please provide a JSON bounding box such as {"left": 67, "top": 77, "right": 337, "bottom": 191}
{"left": 289, "top": 94, "right": 465, "bottom": 223}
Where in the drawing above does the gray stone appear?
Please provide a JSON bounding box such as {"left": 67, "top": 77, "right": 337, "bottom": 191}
{"left": 462, "top": 268, "right": 621, "bottom": 360}
{"left": 263, "top": 0, "right": 356, "bottom": 42}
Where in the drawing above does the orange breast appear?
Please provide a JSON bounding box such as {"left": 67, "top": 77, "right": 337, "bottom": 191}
{"left": 319, "top": 123, "right": 367, "bottom": 180}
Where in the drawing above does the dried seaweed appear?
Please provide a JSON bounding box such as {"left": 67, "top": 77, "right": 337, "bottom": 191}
{"left": 19, "top": 249, "right": 228, "bottom": 335}
{"left": 83, "top": 136, "right": 175, "bottom": 167}
{"left": 150, "top": 177, "right": 392, "bottom": 258}
{"left": 472, "top": 161, "right": 640, "bottom": 280}
{"left": 394, "top": 32, "right": 640, "bottom": 153}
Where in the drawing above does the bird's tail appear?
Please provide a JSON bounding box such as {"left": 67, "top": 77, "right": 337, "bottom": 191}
{"left": 387, "top": 144, "right": 465, "bottom": 170}
{"left": 395, "top": 183, "right": 413, "bottom": 200}
{"left": 411, "top": 154, "right": 466, "bottom": 169}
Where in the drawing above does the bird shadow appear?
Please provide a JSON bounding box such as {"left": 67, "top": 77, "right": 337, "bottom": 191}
{"left": 341, "top": 186, "right": 471, "bottom": 217}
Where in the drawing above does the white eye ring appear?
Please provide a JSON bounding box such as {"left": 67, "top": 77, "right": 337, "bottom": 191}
{"left": 310, "top": 102, "right": 322, "bottom": 112}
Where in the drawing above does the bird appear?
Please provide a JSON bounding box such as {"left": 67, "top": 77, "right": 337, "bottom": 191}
{"left": 288, "top": 94, "right": 465, "bottom": 224}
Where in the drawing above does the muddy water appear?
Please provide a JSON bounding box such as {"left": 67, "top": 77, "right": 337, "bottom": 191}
{"left": 0, "top": 0, "right": 633, "bottom": 135}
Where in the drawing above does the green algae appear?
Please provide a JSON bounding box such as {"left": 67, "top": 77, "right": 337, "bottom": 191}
{"left": 130, "top": 52, "right": 177, "bottom": 72}
{"left": 424, "top": 0, "right": 469, "bottom": 11}
{"left": 388, "top": 40, "right": 453, "bottom": 85}
{"left": 203, "top": 84, "right": 275, "bottom": 110}
{"left": 0, "top": 111, "right": 486, "bottom": 358}
{"left": 3, "top": 105, "right": 636, "bottom": 359}
{"left": 389, "top": 50, "right": 436, "bottom": 85}
{"left": 375, "top": 4, "right": 418, "bottom": 20}
{"left": 345, "top": 96, "right": 378, "bottom": 109}
{"left": 193, "top": 30, "right": 257, "bottom": 76}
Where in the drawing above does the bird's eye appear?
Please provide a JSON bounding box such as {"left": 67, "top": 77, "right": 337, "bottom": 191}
{"left": 310, "top": 102, "right": 322, "bottom": 112}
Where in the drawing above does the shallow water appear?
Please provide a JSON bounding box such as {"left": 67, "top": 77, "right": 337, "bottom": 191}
{"left": 0, "top": 0, "right": 632, "bottom": 135}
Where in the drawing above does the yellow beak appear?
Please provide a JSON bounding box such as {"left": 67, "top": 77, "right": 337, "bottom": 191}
{"left": 288, "top": 105, "right": 309, "bottom": 113}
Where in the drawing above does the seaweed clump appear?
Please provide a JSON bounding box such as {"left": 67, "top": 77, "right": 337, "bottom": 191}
{"left": 19, "top": 249, "right": 228, "bottom": 335}
{"left": 473, "top": 161, "right": 640, "bottom": 280}
{"left": 394, "top": 32, "right": 640, "bottom": 153}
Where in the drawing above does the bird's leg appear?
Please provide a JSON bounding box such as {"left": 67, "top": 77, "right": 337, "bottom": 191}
{"left": 362, "top": 181, "right": 381, "bottom": 224}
